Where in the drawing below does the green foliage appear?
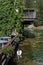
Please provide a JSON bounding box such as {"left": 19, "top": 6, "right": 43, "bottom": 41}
{"left": 0, "top": 0, "right": 23, "bottom": 36}
{"left": 2, "top": 46, "right": 14, "bottom": 57}
{"left": 25, "top": 0, "right": 34, "bottom": 8}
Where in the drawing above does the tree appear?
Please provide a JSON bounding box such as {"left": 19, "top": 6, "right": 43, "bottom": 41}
{"left": 0, "top": 0, "right": 23, "bottom": 36}
{"left": 35, "top": 0, "right": 43, "bottom": 26}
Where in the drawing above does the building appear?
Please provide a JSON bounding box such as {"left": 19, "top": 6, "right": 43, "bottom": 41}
{"left": 0, "top": 37, "right": 11, "bottom": 41}
{"left": 22, "top": 8, "right": 36, "bottom": 36}
{"left": 0, "top": 40, "right": 8, "bottom": 48}
{"left": 23, "top": 8, "right": 36, "bottom": 24}
{"left": 0, "top": 37, "right": 11, "bottom": 48}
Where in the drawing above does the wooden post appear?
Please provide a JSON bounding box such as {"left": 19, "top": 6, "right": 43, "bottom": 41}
{"left": 0, "top": 53, "right": 2, "bottom": 65}
{"left": 22, "top": 23, "right": 24, "bottom": 36}
{"left": 21, "top": 23, "right": 25, "bottom": 40}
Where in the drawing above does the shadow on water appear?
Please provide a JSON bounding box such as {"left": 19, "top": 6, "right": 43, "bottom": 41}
{"left": 8, "top": 58, "right": 17, "bottom": 65}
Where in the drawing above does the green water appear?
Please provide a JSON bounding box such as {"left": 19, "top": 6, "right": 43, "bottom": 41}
{"left": 32, "top": 29, "right": 43, "bottom": 65}
{"left": 13, "top": 29, "right": 43, "bottom": 65}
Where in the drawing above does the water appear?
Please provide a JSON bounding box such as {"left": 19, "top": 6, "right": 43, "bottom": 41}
{"left": 19, "top": 29, "right": 43, "bottom": 65}
{"left": 32, "top": 29, "right": 43, "bottom": 65}
{"left": 8, "top": 28, "right": 43, "bottom": 65}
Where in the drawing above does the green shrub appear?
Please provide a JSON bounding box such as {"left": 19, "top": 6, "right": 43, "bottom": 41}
{"left": 2, "top": 46, "right": 14, "bottom": 57}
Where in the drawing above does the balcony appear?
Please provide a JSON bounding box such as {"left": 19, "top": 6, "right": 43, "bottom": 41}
{"left": 23, "top": 9, "right": 36, "bottom": 22}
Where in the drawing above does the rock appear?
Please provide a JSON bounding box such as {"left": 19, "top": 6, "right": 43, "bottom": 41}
{"left": 28, "top": 24, "right": 34, "bottom": 29}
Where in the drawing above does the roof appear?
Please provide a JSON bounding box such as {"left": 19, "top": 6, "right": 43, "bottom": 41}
{"left": 23, "top": 8, "right": 36, "bottom": 11}
{"left": 0, "top": 37, "right": 11, "bottom": 40}
{"left": 0, "top": 40, "right": 8, "bottom": 44}
{"left": 23, "top": 8, "right": 36, "bottom": 22}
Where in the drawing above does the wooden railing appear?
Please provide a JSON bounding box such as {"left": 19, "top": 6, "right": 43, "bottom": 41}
{"left": 0, "top": 36, "right": 22, "bottom": 65}
{"left": 0, "top": 53, "right": 6, "bottom": 65}
{"left": 0, "top": 37, "right": 15, "bottom": 65}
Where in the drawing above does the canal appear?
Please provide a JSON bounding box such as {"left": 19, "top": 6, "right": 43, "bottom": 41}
{"left": 8, "top": 27, "right": 43, "bottom": 65}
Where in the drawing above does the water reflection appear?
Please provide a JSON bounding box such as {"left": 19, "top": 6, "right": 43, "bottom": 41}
{"left": 32, "top": 30, "right": 43, "bottom": 65}
{"left": 8, "top": 29, "right": 43, "bottom": 65}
